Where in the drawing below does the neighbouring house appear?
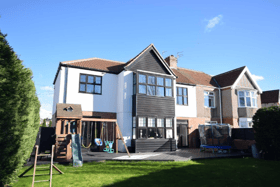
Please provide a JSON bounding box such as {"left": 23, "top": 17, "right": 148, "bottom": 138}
{"left": 52, "top": 44, "right": 262, "bottom": 152}
{"left": 261, "top": 89, "right": 280, "bottom": 107}
{"left": 40, "top": 118, "right": 51, "bottom": 127}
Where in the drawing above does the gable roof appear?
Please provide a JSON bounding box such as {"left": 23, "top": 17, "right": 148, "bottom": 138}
{"left": 173, "top": 68, "right": 218, "bottom": 87}
{"left": 213, "top": 66, "right": 246, "bottom": 87}
{"left": 261, "top": 90, "right": 280, "bottom": 103}
{"left": 124, "top": 44, "right": 176, "bottom": 77}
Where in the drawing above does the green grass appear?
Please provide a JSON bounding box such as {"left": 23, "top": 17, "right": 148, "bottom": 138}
{"left": 15, "top": 158, "right": 280, "bottom": 187}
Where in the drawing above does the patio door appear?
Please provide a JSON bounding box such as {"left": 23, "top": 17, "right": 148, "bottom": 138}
{"left": 177, "top": 120, "right": 188, "bottom": 147}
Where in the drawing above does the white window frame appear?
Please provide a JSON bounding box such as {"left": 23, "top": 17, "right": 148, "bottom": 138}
{"left": 204, "top": 91, "right": 215, "bottom": 108}
{"left": 238, "top": 90, "right": 258, "bottom": 108}
{"left": 138, "top": 117, "right": 146, "bottom": 127}
{"left": 148, "top": 118, "right": 156, "bottom": 127}
{"left": 239, "top": 118, "right": 253, "bottom": 128}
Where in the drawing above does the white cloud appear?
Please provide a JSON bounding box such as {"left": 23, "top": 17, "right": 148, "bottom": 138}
{"left": 41, "top": 86, "right": 53, "bottom": 91}
{"left": 205, "top": 15, "right": 223, "bottom": 32}
{"left": 251, "top": 74, "right": 264, "bottom": 82}
{"left": 40, "top": 108, "right": 52, "bottom": 119}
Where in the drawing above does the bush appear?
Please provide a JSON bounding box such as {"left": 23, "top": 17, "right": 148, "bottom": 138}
{"left": 0, "top": 30, "right": 40, "bottom": 186}
{"left": 253, "top": 106, "right": 280, "bottom": 160}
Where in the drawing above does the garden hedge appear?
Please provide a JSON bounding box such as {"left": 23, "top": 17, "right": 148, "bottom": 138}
{"left": 253, "top": 106, "right": 280, "bottom": 160}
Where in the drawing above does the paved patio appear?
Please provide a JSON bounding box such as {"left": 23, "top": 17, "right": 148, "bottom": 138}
{"left": 25, "top": 148, "right": 251, "bottom": 166}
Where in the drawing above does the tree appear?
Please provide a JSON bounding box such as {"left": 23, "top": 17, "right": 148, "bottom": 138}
{"left": 42, "top": 119, "right": 47, "bottom": 127}
{"left": 49, "top": 120, "right": 52, "bottom": 127}
{"left": 0, "top": 30, "right": 40, "bottom": 186}
{"left": 253, "top": 106, "right": 280, "bottom": 160}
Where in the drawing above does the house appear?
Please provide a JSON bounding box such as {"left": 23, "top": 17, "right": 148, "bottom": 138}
{"left": 261, "top": 90, "right": 280, "bottom": 107}
{"left": 52, "top": 44, "right": 262, "bottom": 152}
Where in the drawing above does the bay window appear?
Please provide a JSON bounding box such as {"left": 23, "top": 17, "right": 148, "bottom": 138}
{"left": 138, "top": 74, "right": 173, "bottom": 97}
{"left": 238, "top": 90, "right": 257, "bottom": 107}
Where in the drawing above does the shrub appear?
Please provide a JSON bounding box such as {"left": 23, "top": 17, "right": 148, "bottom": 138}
{"left": 253, "top": 106, "right": 280, "bottom": 160}
{"left": 0, "top": 30, "right": 41, "bottom": 186}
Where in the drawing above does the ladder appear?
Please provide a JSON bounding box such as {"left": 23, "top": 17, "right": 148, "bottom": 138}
{"left": 19, "top": 145, "right": 63, "bottom": 187}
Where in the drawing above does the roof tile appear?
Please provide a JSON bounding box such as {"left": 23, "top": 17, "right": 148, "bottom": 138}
{"left": 61, "top": 58, "right": 125, "bottom": 73}
{"left": 174, "top": 68, "right": 218, "bottom": 87}
{"left": 213, "top": 66, "right": 246, "bottom": 87}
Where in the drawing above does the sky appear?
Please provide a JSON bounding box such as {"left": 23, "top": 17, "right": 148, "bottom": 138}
{"left": 1, "top": 0, "right": 279, "bottom": 119}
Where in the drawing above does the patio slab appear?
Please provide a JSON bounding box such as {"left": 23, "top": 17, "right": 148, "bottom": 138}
{"left": 24, "top": 148, "right": 251, "bottom": 166}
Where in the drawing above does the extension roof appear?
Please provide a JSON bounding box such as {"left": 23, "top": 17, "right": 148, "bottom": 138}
{"left": 261, "top": 90, "right": 280, "bottom": 103}
{"left": 61, "top": 58, "right": 125, "bottom": 73}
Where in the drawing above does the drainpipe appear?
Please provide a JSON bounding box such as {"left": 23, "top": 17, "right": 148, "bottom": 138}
{"left": 213, "top": 78, "right": 223, "bottom": 124}
{"left": 218, "top": 88, "right": 223, "bottom": 124}
{"left": 63, "top": 66, "right": 68, "bottom": 103}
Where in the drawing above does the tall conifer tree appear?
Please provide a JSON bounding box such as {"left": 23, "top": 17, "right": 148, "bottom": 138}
{"left": 0, "top": 30, "right": 41, "bottom": 186}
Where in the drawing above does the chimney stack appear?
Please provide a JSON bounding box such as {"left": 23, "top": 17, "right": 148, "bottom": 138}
{"left": 164, "top": 55, "right": 177, "bottom": 69}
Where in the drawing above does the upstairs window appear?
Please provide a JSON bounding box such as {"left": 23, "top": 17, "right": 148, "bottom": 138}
{"left": 79, "top": 74, "right": 102, "bottom": 94}
{"left": 138, "top": 74, "right": 172, "bottom": 97}
{"left": 165, "top": 78, "right": 172, "bottom": 97}
{"left": 177, "top": 87, "right": 188, "bottom": 105}
{"left": 204, "top": 91, "right": 215, "bottom": 108}
{"left": 238, "top": 90, "right": 257, "bottom": 107}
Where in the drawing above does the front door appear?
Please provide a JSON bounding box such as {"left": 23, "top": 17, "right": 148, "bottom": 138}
{"left": 177, "top": 121, "right": 188, "bottom": 147}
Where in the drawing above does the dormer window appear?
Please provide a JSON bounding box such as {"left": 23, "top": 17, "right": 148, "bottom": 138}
{"left": 238, "top": 90, "right": 257, "bottom": 108}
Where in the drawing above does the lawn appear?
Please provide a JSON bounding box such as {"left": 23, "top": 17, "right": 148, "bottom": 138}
{"left": 15, "top": 158, "right": 279, "bottom": 187}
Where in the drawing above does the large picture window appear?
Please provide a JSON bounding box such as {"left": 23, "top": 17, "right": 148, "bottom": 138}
{"left": 134, "top": 117, "right": 173, "bottom": 139}
{"left": 177, "top": 87, "right": 188, "bottom": 105}
{"left": 138, "top": 74, "right": 172, "bottom": 97}
{"left": 238, "top": 90, "right": 257, "bottom": 107}
{"left": 79, "top": 74, "right": 102, "bottom": 94}
{"left": 204, "top": 91, "right": 215, "bottom": 108}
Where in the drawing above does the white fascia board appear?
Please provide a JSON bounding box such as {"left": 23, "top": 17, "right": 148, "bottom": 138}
{"left": 232, "top": 67, "right": 262, "bottom": 93}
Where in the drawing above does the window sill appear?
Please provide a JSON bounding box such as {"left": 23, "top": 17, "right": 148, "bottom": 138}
{"left": 79, "top": 91, "right": 102, "bottom": 95}
{"left": 238, "top": 106, "right": 258, "bottom": 109}
{"left": 177, "top": 104, "right": 188, "bottom": 106}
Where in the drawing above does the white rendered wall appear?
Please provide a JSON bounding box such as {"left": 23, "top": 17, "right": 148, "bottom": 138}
{"left": 52, "top": 66, "right": 65, "bottom": 115}
{"left": 175, "top": 84, "right": 197, "bottom": 118}
{"left": 173, "top": 79, "right": 177, "bottom": 143}
{"left": 116, "top": 70, "right": 133, "bottom": 152}
{"left": 65, "top": 67, "right": 118, "bottom": 113}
